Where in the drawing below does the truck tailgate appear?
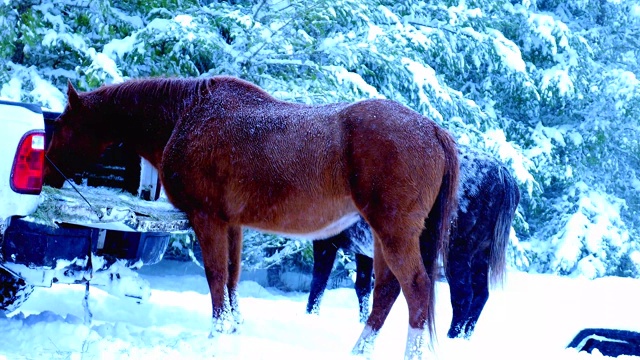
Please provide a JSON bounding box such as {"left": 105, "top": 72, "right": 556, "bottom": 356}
{"left": 27, "top": 185, "right": 190, "bottom": 232}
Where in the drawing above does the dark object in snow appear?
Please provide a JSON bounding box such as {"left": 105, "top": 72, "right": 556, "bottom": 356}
{"left": 0, "top": 267, "right": 34, "bottom": 313}
{"left": 44, "top": 76, "right": 460, "bottom": 359}
{"left": 307, "top": 147, "right": 520, "bottom": 340}
{"left": 567, "top": 328, "right": 640, "bottom": 357}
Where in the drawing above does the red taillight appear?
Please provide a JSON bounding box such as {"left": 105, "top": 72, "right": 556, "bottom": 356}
{"left": 11, "top": 131, "right": 46, "bottom": 194}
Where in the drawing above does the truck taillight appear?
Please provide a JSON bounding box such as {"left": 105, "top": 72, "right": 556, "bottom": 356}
{"left": 11, "top": 131, "right": 46, "bottom": 194}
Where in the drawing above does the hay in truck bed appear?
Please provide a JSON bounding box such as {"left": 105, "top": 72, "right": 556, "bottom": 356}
{"left": 32, "top": 185, "right": 189, "bottom": 233}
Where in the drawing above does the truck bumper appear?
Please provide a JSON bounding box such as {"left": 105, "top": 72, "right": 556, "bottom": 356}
{"left": 1, "top": 217, "right": 171, "bottom": 285}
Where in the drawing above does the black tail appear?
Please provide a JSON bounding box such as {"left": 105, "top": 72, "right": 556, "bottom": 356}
{"left": 488, "top": 166, "right": 520, "bottom": 287}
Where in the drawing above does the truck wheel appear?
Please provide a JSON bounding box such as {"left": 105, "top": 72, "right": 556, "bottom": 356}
{"left": 0, "top": 268, "right": 34, "bottom": 312}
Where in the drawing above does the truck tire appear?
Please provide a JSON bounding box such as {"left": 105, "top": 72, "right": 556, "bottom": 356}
{"left": 0, "top": 268, "right": 34, "bottom": 312}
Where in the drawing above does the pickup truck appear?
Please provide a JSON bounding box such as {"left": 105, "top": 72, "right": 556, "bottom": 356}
{"left": 0, "top": 99, "right": 189, "bottom": 312}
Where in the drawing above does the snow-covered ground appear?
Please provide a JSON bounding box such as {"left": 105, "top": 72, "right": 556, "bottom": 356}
{"left": 1, "top": 260, "right": 639, "bottom": 360}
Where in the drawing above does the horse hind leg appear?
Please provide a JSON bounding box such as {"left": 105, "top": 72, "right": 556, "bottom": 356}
{"left": 382, "top": 231, "right": 432, "bottom": 360}
{"left": 352, "top": 229, "right": 431, "bottom": 360}
{"left": 190, "top": 211, "right": 237, "bottom": 336}
{"left": 352, "top": 236, "right": 401, "bottom": 357}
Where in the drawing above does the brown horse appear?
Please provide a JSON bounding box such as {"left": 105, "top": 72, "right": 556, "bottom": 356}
{"left": 43, "top": 76, "right": 459, "bottom": 359}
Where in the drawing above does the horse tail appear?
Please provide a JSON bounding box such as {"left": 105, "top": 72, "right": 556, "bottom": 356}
{"left": 420, "top": 124, "right": 460, "bottom": 339}
{"left": 488, "top": 166, "right": 520, "bottom": 287}
{"left": 432, "top": 125, "right": 460, "bottom": 275}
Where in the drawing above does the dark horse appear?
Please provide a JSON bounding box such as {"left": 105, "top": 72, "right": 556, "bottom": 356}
{"left": 43, "top": 76, "right": 459, "bottom": 359}
{"left": 307, "top": 147, "right": 520, "bottom": 339}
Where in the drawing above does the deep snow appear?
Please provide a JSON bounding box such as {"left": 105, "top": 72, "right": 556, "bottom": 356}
{"left": 1, "top": 260, "right": 639, "bottom": 360}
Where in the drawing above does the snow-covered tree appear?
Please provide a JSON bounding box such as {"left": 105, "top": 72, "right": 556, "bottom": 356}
{"left": 1, "top": 0, "right": 638, "bottom": 279}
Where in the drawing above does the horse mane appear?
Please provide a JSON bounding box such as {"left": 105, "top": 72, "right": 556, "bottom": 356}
{"left": 95, "top": 77, "right": 197, "bottom": 101}
{"left": 91, "top": 76, "right": 276, "bottom": 109}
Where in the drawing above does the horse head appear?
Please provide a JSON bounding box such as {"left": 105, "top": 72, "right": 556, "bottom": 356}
{"left": 43, "top": 81, "right": 115, "bottom": 188}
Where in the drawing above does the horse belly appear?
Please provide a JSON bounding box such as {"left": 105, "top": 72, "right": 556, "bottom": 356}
{"left": 252, "top": 211, "right": 361, "bottom": 241}
{"left": 238, "top": 193, "right": 360, "bottom": 240}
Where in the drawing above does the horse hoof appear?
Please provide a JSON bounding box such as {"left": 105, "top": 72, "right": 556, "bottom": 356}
{"left": 404, "top": 327, "right": 427, "bottom": 360}
{"left": 447, "top": 324, "right": 472, "bottom": 340}
{"left": 351, "top": 344, "right": 374, "bottom": 359}
{"left": 208, "top": 327, "right": 238, "bottom": 339}
{"left": 210, "top": 317, "right": 239, "bottom": 336}
{"left": 232, "top": 310, "right": 244, "bottom": 326}
{"left": 352, "top": 325, "right": 377, "bottom": 357}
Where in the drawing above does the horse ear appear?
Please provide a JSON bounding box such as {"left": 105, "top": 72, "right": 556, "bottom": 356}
{"left": 67, "top": 80, "right": 81, "bottom": 109}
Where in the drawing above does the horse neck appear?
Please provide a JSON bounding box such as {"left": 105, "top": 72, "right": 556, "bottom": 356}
{"left": 98, "top": 77, "right": 278, "bottom": 169}
{"left": 98, "top": 80, "right": 197, "bottom": 169}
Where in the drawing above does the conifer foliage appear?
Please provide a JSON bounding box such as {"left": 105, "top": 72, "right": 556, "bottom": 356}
{"left": 2, "top": 0, "right": 639, "bottom": 278}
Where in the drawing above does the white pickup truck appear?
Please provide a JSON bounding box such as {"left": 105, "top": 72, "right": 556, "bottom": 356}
{"left": 0, "top": 100, "right": 189, "bottom": 312}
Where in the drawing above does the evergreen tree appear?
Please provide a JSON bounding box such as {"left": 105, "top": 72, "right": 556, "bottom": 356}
{"left": 1, "top": 0, "right": 638, "bottom": 279}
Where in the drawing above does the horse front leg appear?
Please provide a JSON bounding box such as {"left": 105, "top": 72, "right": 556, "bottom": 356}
{"left": 354, "top": 253, "right": 373, "bottom": 323}
{"left": 227, "top": 225, "right": 244, "bottom": 326}
{"left": 445, "top": 241, "right": 473, "bottom": 339}
{"left": 190, "top": 211, "right": 236, "bottom": 336}
{"left": 307, "top": 237, "right": 341, "bottom": 315}
{"left": 463, "top": 250, "right": 490, "bottom": 338}
{"left": 392, "top": 244, "right": 433, "bottom": 360}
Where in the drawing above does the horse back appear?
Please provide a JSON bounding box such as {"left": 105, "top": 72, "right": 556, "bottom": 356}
{"left": 161, "top": 93, "right": 457, "bottom": 241}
